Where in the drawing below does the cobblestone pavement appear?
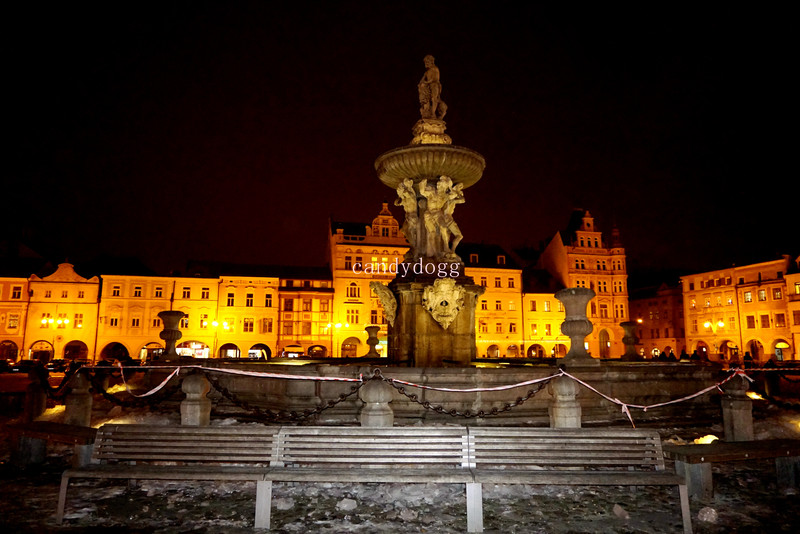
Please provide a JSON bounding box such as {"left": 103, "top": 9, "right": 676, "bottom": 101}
{"left": 1, "top": 408, "right": 799, "bottom": 533}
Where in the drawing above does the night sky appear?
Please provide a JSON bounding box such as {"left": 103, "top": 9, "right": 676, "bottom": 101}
{"left": 7, "top": 2, "right": 795, "bottom": 283}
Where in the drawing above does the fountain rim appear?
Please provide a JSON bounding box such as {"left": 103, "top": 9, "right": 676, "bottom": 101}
{"left": 374, "top": 144, "right": 486, "bottom": 190}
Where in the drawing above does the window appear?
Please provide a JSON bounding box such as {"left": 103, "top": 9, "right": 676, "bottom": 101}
{"left": 283, "top": 322, "right": 293, "bottom": 335}
{"left": 481, "top": 300, "right": 488, "bottom": 310}
{"left": 182, "top": 287, "right": 191, "bottom": 299}
{"left": 302, "top": 299, "right": 312, "bottom": 312}
{"left": 509, "top": 323, "right": 517, "bottom": 333}
{"left": 61, "top": 290, "right": 68, "bottom": 298}
{"left": 507, "top": 278, "right": 515, "bottom": 288}
{"left": 760, "top": 314, "right": 770, "bottom": 328}
{"left": 227, "top": 292, "right": 235, "bottom": 306}
{"left": 495, "top": 300, "right": 502, "bottom": 311}
{"left": 7, "top": 313, "right": 20, "bottom": 329}
{"left": 243, "top": 318, "right": 254, "bottom": 332}
{"left": 469, "top": 254, "right": 478, "bottom": 263}
{"left": 302, "top": 321, "right": 311, "bottom": 335}
{"left": 346, "top": 308, "right": 359, "bottom": 324}
{"left": 133, "top": 286, "right": 142, "bottom": 297}
{"left": 180, "top": 317, "right": 189, "bottom": 329}
{"left": 495, "top": 323, "right": 503, "bottom": 334}
{"left": 545, "top": 324, "right": 552, "bottom": 336}
{"left": 201, "top": 288, "right": 210, "bottom": 299}
{"left": 746, "top": 315, "right": 756, "bottom": 329}
{"left": 344, "top": 256, "right": 352, "bottom": 270}
{"left": 246, "top": 293, "right": 254, "bottom": 307}
{"left": 543, "top": 300, "right": 551, "bottom": 312}
{"left": 599, "top": 304, "right": 609, "bottom": 318}
{"left": 479, "top": 322, "right": 488, "bottom": 334}
{"left": 152, "top": 317, "right": 161, "bottom": 328}
{"left": 371, "top": 309, "right": 379, "bottom": 324}
{"left": 320, "top": 300, "right": 329, "bottom": 312}
{"left": 480, "top": 277, "right": 487, "bottom": 287}
{"left": 793, "top": 310, "right": 800, "bottom": 326}
{"left": 497, "top": 255, "right": 506, "bottom": 265}
{"left": 109, "top": 317, "right": 119, "bottom": 327}
{"left": 262, "top": 318, "right": 273, "bottom": 333}
{"left": 284, "top": 299, "right": 294, "bottom": 311}
{"left": 494, "top": 277, "right": 501, "bottom": 288}
{"left": 773, "top": 288, "right": 783, "bottom": 300}
{"left": 743, "top": 291, "right": 752, "bottom": 302}
{"left": 347, "top": 283, "right": 360, "bottom": 298}
{"left": 44, "top": 290, "right": 52, "bottom": 298}
{"left": 530, "top": 323, "right": 537, "bottom": 335}
{"left": 529, "top": 301, "right": 536, "bottom": 312}
{"left": 758, "top": 289, "right": 767, "bottom": 301}
{"left": 131, "top": 317, "right": 140, "bottom": 327}
{"left": 508, "top": 301, "right": 516, "bottom": 311}
{"left": 265, "top": 293, "right": 273, "bottom": 307}
{"left": 155, "top": 287, "right": 163, "bottom": 298}
{"left": 200, "top": 314, "right": 208, "bottom": 328}
{"left": 111, "top": 286, "right": 121, "bottom": 297}
{"left": 775, "top": 313, "right": 786, "bottom": 328}
{"left": 78, "top": 290, "right": 85, "bottom": 299}
{"left": 11, "top": 286, "right": 22, "bottom": 299}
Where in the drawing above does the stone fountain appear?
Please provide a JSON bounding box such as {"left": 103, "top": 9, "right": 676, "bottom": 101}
{"left": 373, "top": 55, "right": 486, "bottom": 367}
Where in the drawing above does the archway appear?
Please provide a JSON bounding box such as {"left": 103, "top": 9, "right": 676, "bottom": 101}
{"left": 341, "top": 337, "right": 360, "bottom": 358}
{"left": 216, "top": 342, "right": 239, "bottom": 358}
{"left": 506, "top": 345, "right": 519, "bottom": 358}
{"left": 527, "top": 344, "right": 545, "bottom": 358}
{"left": 283, "top": 344, "right": 304, "bottom": 358}
{"left": 248, "top": 343, "right": 272, "bottom": 359}
{"left": 63, "top": 340, "right": 89, "bottom": 360}
{"left": 746, "top": 339, "right": 764, "bottom": 362}
{"left": 139, "top": 342, "right": 163, "bottom": 362}
{"left": 100, "top": 342, "right": 130, "bottom": 362}
{"left": 598, "top": 329, "right": 611, "bottom": 358}
{"left": 553, "top": 344, "right": 567, "bottom": 357}
{"left": 486, "top": 344, "right": 500, "bottom": 358}
{"left": 307, "top": 345, "right": 327, "bottom": 358}
{"left": 29, "top": 340, "right": 54, "bottom": 363}
{"left": 0, "top": 340, "right": 19, "bottom": 361}
{"left": 695, "top": 341, "right": 710, "bottom": 360}
{"left": 774, "top": 340, "right": 791, "bottom": 361}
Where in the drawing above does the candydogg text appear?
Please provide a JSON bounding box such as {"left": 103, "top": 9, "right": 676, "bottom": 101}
{"left": 351, "top": 258, "right": 461, "bottom": 278}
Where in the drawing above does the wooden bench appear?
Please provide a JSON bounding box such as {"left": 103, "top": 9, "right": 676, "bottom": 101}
{"left": 662, "top": 439, "right": 800, "bottom": 500}
{"left": 263, "top": 426, "right": 477, "bottom": 530}
{"left": 56, "top": 424, "right": 280, "bottom": 528}
{"left": 6, "top": 421, "right": 98, "bottom": 468}
{"left": 468, "top": 427, "right": 693, "bottom": 534}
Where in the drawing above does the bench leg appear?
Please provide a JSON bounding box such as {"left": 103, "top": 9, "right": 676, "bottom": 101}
{"left": 677, "top": 483, "right": 693, "bottom": 534}
{"left": 73, "top": 443, "right": 93, "bottom": 468}
{"left": 254, "top": 480, "right": 272, "bottom": 529}
{"left": 56, "top": 475, "right": 70, "bottom": 524}
{"left": 676, "top": 460, "right": 713, "bottom": 500}
{"left": 466, "top": 482, "right": 483, "bottom": 533}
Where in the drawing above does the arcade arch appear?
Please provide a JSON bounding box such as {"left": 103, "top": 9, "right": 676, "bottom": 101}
{"left": 216, "top": 342, "right": 239, "bottom": 358}
{"left": 29, "top": 340, "right": 54, "bottom": 362}
{"left": 249, "top": 343, "right": 272, "bottom": 359}
{"left": 100, "top": 342, "right": 130, "bottom": 362}
{"left": 63, "top": 340, "right": 89, "bottom": 360}
{"left": 307, "top": 345, "right": 327, "bottom": 358}
{"left": 341, "top": 337, "right": 361, "bottom": 358}
{"left": 0, "top": 340, "right": 19, "bottom": 361}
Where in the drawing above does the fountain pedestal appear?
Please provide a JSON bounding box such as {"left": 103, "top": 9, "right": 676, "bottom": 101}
{"left": 555, "top": 287, "right": 599, "bottom": 366}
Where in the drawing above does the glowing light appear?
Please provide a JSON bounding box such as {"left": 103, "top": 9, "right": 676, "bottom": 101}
{"left": 703, "top": 321, "right": 711, "bottom": 328}
{"left": 746, "top": 391, "right": 764, "bottom": 400}
{"left": 636, "top": 318, "right": 643, "bottom": 323}
{"left": 335, "top": 323, "right": 342, "bottom": 328}
{"left": 693, "top": 435, "right": 719, "bottom": 444}
{"left": 212, "top": 321, "right": 219, "bottom": 327}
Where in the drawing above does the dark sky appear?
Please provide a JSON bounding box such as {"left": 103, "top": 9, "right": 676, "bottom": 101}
{"left": 7, "top": 2, "right": 795, "bottom": 281}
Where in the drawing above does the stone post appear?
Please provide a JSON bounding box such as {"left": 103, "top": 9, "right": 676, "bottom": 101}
{"left": 620, "top": 321, "right": 640, "bottom": 361}
{"left": 555, "top": 288, "right": 599, "bottom": 366}
{"left": 721, "top": 374, "right": 754, "bottom": 441}
{"left": 180, "top": 372, "right": 211, "bottom": 426}
{"left": 64, "top": 370, "right": 93, "bottom": 427}
{"left": 548, "top": 374, "right": 581, "bottom": 428}
{"left": 359, "top": 378, "right": 394, "bottom": 427}
{"left": 158, "top": 310, "right": 185, "bottom": 362}
{"left": 365, "top": 325, "right": 381, "bottom": 357}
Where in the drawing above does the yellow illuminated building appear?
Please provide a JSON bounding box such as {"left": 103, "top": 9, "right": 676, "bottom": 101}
{"left": 682, "top": 255, "right": 796, "bottom": 363}
{"left": 0, "top": 277, "right": 29, "bottom": 361}
{"left": 538, "top": 210, "right": 629, "bottom": 358}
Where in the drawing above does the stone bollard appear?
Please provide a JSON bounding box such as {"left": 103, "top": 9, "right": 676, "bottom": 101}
{"left": 64, "top": 371, "right": 93, "bottom": 427}
{"left": 721, "top": 374, "right": 754, "bottom": 441}
{"left": 180, "top": 373, "right": 211, "bottom": 426}
{"left": 359, "top": 378, "right": 394, "bottom": 427}
{"left": 548, "top": 374, "right": 581, "bottom": 428}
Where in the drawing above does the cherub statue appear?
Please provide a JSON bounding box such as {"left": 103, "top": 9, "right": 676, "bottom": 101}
{"left": 394, "top": 178, "right": 419, "bottom": 253}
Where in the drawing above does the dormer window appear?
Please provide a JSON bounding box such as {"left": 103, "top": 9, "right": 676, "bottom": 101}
{"left": 470, "top": 254, "right": 479, "bottom": 263}
{"left": 497, "top": 255, "right": 506, "bottom": 265}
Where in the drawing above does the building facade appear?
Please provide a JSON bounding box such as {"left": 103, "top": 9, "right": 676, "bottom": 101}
{"left": 629, "top": 282, "right": 686, "bottom": 358}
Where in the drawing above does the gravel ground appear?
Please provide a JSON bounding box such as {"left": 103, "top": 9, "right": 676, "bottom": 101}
{"left": 1, "top": 405, "right": 799, "bottom": 533}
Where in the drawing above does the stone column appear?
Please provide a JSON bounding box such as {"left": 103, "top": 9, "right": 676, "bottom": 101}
{"left": 64, "top": 370, "right": 93, "bottom": 427}
{"left": 548, "top": 375, "right": 581, "bottom": 428}
{"left": 158, "top": 310, "right": 185, "bottom": 362}
{"left": 359, "top": 378, "right": 394, "bottom": 427}
{"left": 555, "top": 288, "right": 599, "bottom": 366}
{"left": 180, "top": 372, "right": 211, "bottom": 426}
{"left": 620, "top": 321, "right": 640, "bottom": 361}
{"left": 365, "top": 326, "right": 381, "bottom": 357}
{"left": 721, "top": 374, "right": 754, "bottom": 441}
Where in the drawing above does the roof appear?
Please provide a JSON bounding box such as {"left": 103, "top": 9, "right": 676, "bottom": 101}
{"left": 459, "top": 243, "right": 521, "bottom": 269}
{"left": 185, "top": 260, "right": 331, "bottom": 280}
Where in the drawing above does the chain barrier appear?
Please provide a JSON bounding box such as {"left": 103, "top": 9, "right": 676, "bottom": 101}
{"left": 88, "top": 368, "right": 184, "bottom": 408}
{"left": 374, "top": 368, "right": 553, "bottom": 418}
{"left": 27, "top": 364, "right": 81, "bottom": 400}
{"left": 204, "top": 369, "right": 365, "bottom": 423}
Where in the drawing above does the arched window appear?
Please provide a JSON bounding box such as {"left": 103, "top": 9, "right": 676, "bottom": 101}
{"left": 346, "top": 283, "right": 360, "bottom": 298}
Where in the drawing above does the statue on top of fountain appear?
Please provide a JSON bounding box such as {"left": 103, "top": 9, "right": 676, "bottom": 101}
{"left": 412, "top": 55, "right": 452, "bottom": 145}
